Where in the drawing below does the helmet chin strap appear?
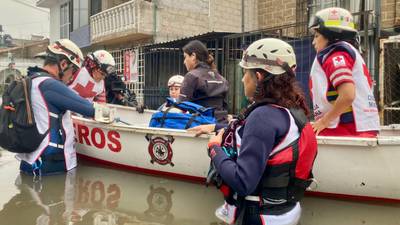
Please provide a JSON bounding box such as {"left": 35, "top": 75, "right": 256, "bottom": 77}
{"left": 56, "top": 62, "right": 65, "bottom": 79}
{"left": 57, "top": 61, "right": 75, "bottom": 82}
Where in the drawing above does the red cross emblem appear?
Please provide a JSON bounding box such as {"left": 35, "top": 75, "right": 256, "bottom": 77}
{"left": 332, "top": 56, "right": 345, "bottom": 67}
{"left": 329, "top": 9, "right": 340, "bottom": 20}
{"left": 73, "top": 81, "right": 97, "bottom": 98}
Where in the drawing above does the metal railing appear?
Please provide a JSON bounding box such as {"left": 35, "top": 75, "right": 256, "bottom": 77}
{"left": 379, "top": 37, "right": 400, "bottom": 125}
{"left": 110, "top": 47, "right": 145, "bottom": 105}
{"left": 223, "top": 23, "right": 315, "bottom": 114}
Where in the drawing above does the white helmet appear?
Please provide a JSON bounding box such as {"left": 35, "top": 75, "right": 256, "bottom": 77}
{"left": 309, "top": 7, "right": 357, "bottom": 34}
{"left": 47, "top": 39, "right": 84, "bottom": 68}
{"left": 168, "top": 75, "right": 184, "bottom": 87}
{"left": 90, "top": 50, "right": 116, "bottom": 75}
{"left": 239, "top": 38, "right": 296, "bottom": 75}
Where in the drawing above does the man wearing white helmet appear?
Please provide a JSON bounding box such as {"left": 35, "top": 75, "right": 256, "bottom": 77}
{"left": 205, "top": 38, "right": 317, "bottom": 225}
{"left": 17, "top": 39, "right": 112, "bottom": 176}
{"left": 69, "top": 49, "right": 116, "bottom": 103}
{"left": 309, "top": 7, "right": 380, "bottom": 137}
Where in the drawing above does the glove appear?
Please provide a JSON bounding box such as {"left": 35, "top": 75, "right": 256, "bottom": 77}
{"left": 94, "top": 102, "right": 115, "bottom": 123}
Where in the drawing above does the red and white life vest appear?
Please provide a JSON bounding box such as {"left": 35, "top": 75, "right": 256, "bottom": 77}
{"left": 309, "top": 41, "right": 380, "bottom": 132}
{"left": 69, "top": 67, "right": 106, "bottom": 103}
{"left": 214, "top": 102, "right": 317, "bottom": 224}
{"left": 16, "top": 77, "right": 76, "bottom": 171}
{"left": 221, "top": 102, "right": 317, "bottom": 201}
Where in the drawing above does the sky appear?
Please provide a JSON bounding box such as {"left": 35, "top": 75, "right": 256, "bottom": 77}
{"left": 0, "top": 0, "right": 50, "bottom": 39}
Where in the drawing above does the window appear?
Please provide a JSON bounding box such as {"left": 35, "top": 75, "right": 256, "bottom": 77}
{"left": 90, "top": 0, "right": 102, "bottom": 16}
{"left": 60, "top": 3, "right": 71, "bottom": 38}
{"left": 73, "top": 0, "right": 89, "bottom": 30}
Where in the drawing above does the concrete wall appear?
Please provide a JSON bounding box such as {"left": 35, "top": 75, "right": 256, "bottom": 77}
{"left": 48, "top": 4, "right": 61, "bottom": 42}
{"left": 153, "top": 0, "right": 209, "bottom": 42}
{"left": 154, "top": 0, "right": 257, "bottom": 43}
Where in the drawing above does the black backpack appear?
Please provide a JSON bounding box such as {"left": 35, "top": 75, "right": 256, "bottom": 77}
{"left": 0, "top": 73, "right": 49, "bottom": 153}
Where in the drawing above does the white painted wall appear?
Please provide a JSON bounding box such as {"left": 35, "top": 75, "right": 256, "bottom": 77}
{"left": 49, "top": 4, "right": 61, "bottom": 42}
{"left": 0, "top": 0, "right": 50, "bottom": 39}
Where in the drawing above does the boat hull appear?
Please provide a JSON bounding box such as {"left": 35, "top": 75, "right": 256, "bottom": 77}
{"left": 73, "top": 104, "right": 400, "bottom": 202}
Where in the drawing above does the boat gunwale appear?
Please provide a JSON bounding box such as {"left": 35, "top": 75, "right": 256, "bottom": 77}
{"left": 72, "top": 115, "right": 211, "bottom": 139}
{"left": 74, "top": 105, "right": 400, "bottom": 146}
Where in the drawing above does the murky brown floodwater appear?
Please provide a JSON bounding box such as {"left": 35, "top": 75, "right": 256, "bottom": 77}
{"left": 1, "top": 150, "right": 399, "bottom": 225}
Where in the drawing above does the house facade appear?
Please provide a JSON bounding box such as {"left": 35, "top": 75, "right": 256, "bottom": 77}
{"left": 36, "top": 0, "right": 258, "bottom": 104}
{"left": 36, "top": 0, "right": 400, "bottom": 122}
{"left": 37, "top": 0, "right": 258, "bottom": 47}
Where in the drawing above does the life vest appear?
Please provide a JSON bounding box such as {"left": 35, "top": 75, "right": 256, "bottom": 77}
{"left": 309, "top": 41, "right": 379, "bottom": 132}
{"left": 213, "top": 99, "right": 317, "bottom": 209}
{"left": 69, "top": 67, "right": 106, "bottom": 103}
{"left": 16, "top": 76, "right": 77, "bottom": 174}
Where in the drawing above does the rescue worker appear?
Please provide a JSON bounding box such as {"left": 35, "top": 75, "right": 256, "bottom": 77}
{"left": 309, "top": 7, "right": 380, "bottom": 136}
{"left": 104, "top": 72, "right": 138, "bottom": 107}
{"left": 17, "top": 39, "right": 111, "bottom": 176}
{"left": 179, "top": 40, "right": 229, "bottom": 123}
{"left": 69, "top": 50, "right": 116, "bottom": 103}
{"left": 207, "top": 38, "right": 317, "bottom": 225}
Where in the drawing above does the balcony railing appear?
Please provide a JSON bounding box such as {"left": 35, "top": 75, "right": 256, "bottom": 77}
{"left": 90, "top": 0, "right": 151, "bottom": 43}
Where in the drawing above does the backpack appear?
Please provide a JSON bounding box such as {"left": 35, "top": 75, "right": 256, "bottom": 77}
{"left": 0, "top": 73, "right": 50, "bottom": 153}
{"left": 149, "top": 98, "right": 216, "bottom": 129}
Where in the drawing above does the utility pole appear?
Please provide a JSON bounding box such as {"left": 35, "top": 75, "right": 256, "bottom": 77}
{"left": 0, "top": 25, "right": 3, "bottom": 47}
{"left": 241, "top": 0, "right": 245, "bottom": 32}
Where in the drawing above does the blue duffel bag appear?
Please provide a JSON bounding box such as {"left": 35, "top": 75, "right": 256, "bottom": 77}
{"left": 149, "top": 98, "right": 216, "bottom": 129}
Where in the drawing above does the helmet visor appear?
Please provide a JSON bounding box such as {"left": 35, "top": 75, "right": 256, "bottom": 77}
{"left": 309, "top": 16, "right": 324, "bottom": 32}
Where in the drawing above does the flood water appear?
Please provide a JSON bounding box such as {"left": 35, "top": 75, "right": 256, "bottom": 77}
{"left": 1, "top": 150, "right": 400, "bottom": 225}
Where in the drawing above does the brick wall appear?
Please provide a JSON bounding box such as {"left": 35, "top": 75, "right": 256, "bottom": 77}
{"left": 381, "top": 0, "right": 400, "bottom": 29}
{"left": 258, "top": 0, "right": 297, "bottom": 29}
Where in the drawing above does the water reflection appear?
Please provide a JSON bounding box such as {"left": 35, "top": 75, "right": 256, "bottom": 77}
{"left": 0, "top": 172, "right": 74, "bottom": 225}
{"left": 0, "top": 152, "right": 399, "bottom": 225}
{"left": 0, "top": 162, "right": 223, "bottom": 225}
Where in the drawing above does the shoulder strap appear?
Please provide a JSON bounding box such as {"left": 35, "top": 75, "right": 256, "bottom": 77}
{"left": 29, "top": 72, "right": 51, "bottom": 80}
{"left": 238, "top": 98, "right": 277, "bottom": 121}
{"left": 288, "top": 108, "right": 307, "bottom": 132}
